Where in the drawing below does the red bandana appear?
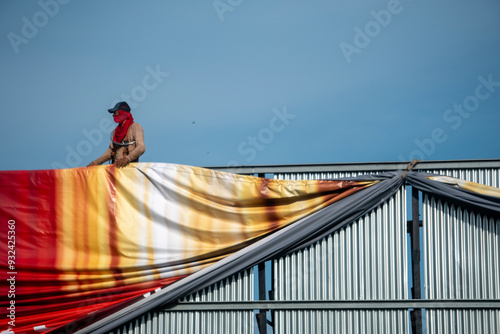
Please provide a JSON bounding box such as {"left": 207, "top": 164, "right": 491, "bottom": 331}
{"left": 112, "top": 110, "right": 134, "bottom": 143}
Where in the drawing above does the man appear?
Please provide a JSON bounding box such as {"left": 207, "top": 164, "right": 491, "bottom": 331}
{"left": 87, "top": 101, "right": 145, "bottom": 168}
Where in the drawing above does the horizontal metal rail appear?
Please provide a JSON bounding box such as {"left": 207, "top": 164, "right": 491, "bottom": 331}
{"left": 205, "top": 159, "right": 500, "bottom": 175}
{"left": 163, "top": 299, "right": 500, "bottom": 311}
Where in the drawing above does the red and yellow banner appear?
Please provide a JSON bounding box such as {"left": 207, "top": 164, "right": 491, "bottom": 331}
{"left": 0, "top": 163, "right": 374, "bottom": 333}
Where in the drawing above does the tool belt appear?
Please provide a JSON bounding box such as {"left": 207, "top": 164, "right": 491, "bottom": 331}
{"left": 110, "top": 140, "right": 139, "bottom": 164}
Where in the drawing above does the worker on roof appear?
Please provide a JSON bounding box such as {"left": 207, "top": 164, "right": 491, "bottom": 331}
{"left": 87, "top": 101, "right": 145, "bottom": 168}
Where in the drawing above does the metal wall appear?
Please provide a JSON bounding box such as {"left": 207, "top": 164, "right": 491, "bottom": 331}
{"left": 273, "top": 172, "right": 408, "bottom": 334}
{"left": 273, "top": 170, "right": 383, "bottom": 180}
{"left": 422, "top": 166, "right": 500, "bottom": 334}
{"left": 423, "top": 196, "right": 500, "bottom": 333}
{"left": 106, "top": 161, "right": 500, "bottom": 334}
{"left": 109, "top": 268, "right": 254, "bottom": 334}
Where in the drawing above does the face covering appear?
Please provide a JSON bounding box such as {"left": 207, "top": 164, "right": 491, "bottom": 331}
{"left": 114, "top": 110, "right": 129, "bottom": 124}
{"left": 112, "top": 110, "right": 134, "bottom": 143}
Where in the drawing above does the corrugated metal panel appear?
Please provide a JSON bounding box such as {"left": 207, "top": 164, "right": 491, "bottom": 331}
{"left": 105, "top": 162, "right": 500, "bottom": 334}
{"left": 423, "top": 194, "right": 500, "bottom": 332}
{"left": 109, "top": 268, "right": 254, "bottom": 334}
{"left": 206, "top": 159, "right": 500, "bottom": 176}
{"left": 273, "top": 170, "right": 382, "bottom": 180}
{"left": 272, "top": 176, "right": 408, "bottom": 334}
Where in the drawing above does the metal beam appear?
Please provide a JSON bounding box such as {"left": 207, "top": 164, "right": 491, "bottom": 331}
{"left": 163, "top": 299, "right": 500, "bottom": 311}
{"left": 205, "top": 159, "right": 500, "bottom": 175}
{"left": 257, "top": 262, "right": 267, "bottom": 334}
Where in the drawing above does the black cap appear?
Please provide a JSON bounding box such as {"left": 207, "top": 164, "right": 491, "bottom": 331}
{"left": 108, "top": 101, "right": 131, "bottom": 113}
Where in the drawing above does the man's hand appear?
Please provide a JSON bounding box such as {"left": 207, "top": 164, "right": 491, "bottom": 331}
{"left": 87, "top": 161, "right": 96, "bottom": 167}
{"left": 115, "top": 158, "right": 129, "bottom": 168}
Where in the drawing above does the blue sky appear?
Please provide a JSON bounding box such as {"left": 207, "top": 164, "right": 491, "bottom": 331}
{"left": 1, "top": 0, "right": 499, "bottom": 171}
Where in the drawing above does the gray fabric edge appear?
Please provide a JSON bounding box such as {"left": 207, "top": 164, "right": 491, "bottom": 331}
{"left": 406, "top": 171, "right": 500, "bottom": 217}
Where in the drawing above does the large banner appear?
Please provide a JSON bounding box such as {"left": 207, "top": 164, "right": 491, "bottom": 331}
{"left": 3, "top": 164, "right": 498, "bottom": 334}
{"left": 0, "top": 163, "right": 374, "bottom": 333}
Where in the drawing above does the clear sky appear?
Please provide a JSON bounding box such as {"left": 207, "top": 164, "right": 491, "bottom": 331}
{"left": 1, "top": 0, "right": 499, "bottom": 171}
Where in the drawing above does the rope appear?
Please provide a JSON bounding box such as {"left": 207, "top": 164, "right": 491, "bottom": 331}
{"left": 403, "top": 159, "right": 420, "bottom": 179}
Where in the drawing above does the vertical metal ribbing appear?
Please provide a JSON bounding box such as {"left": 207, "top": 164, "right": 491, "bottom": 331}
{"left": 273, "top": 182, "right": 408, "bottom": 334}
{"left": 105, "top": 163, "right": 500, "bottom": 334}
{"left": 422, "top": 167, "right": 500, "bottom": 334}
{"left": 274, "top": 170, "right": 383, "bottom": 181}
{"left": 108, "top": 268, "right": 254, "bottom": 334}
{"left": 423, "top": 195, "right": 500, "bottom": 334}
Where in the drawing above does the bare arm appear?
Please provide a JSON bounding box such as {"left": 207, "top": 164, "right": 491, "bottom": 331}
{"left": 88, "top": 144, "right": 113, "bottom": 166}
{"left": 126, "top": 123, "right": 146, "bottom": 162}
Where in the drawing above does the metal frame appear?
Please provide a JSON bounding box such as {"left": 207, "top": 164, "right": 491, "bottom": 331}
{"left": 270, "top": 170, "right": 408, "bottom": 333}
{"left": 410, "top": 187, "right": 423, "bottom": 334}
{"left": 107, "top": 159, "right": 500, "bottom": 334}
{"left": 206, "top": 159, "right": 500, "bottom": 175}
{"left": 207, "top": 159, "right": 500, "bottom": 334}
{"left": 165, "top": 299, "right": 500, "bottom": 311}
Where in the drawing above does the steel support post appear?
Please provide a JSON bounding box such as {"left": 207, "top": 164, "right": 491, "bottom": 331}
{"left": 257, "top": 262, "right": 267, "bottom": 334}
{"left": 411, "top": 187, "right": 423, "bottom": 334}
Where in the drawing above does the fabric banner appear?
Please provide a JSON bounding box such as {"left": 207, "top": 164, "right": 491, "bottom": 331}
{"left": 59, "top": 170, "right": 500, "bottom": 334}
{"left": 69, "top": 171, "right": 404, "bottom": 334}
{"left": 0, "top": 163, "right": 375, "bottom": 333}
{"left": 3, "top": 163, "right": 498, "bottom": 334}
